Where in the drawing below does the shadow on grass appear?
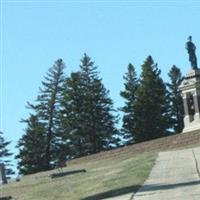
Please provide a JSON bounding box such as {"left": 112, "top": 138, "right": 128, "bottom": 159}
{"left": 139, "top": 180, "right": 200, "bottom": 192}
{"left": 0, "top": 196, "right": 12, "bottom": 200}
{"left": 50, "top": 169, "right": 87, "bottom": 179}
{"left": 81, "top": 180, "right": 200, "bottom": 200}
{"left": 81, "top": 185, "right": 140, "bottom": 200}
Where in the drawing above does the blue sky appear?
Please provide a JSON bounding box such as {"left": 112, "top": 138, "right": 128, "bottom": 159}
{"left": 1, "top": 0, "right": 200, "bottom": 171}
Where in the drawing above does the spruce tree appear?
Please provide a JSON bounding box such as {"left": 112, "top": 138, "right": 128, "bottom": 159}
{"left": 120, "top": 63, "right": 138, "bottom": 144}
{"left": 17, "top": 59, "right": 66, "bottom": 171}
{"left": 34, "top": 59, "right": 65, "bottom": 169}
{"left": 167, "top": 65, "right": 184, "bottom": 133}
{"left": 61, "top": 54, "right": 117, "bottom": 156}
{"left": 134, "top": 56, "right": 171, "bottom": 142}
{"left": 80, "top": 54, "right": 117, "bottom": 153}
{"left": 60, "top": 72, "right": 87, "bottom": 157}
{"left": 0, "top": 131, "right": 14, "bottom": 178}
{"left": 15, "top": 115, "right": 46, "bottom": 174}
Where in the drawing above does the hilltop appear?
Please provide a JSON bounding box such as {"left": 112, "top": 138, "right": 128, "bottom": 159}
{"left": 1, "top": 131, "right": 200, "bottom": 200}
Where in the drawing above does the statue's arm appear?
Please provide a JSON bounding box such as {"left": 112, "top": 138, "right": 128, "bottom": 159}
{"left": 185, "top": 43, "right": 188, "bottom": 50}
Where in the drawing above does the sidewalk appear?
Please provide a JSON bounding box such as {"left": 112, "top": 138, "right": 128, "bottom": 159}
{"left": 133, "top": 147, "right": 200, "bottom": 200}
{"left": 104, "top": 147, "right": 200, "bottom": 200}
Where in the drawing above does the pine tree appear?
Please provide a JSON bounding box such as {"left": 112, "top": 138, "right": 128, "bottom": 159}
{"left": 61, "top": 54, "right": 117, "bottom": 156}
{"left": 80, "top": 54, "right": 117, "bottom": 153}
{"left": 120, "top": 63, "right": 138, "bottom": 144}
{"left": 34, "top": 59, "right": 65, "bottom": 169}
{"left": 17, "top": 59, "right": 66, "bottom": 171}
{"left": 60, "top": 72, "right": 87, "bottom": 157}
{"left": 15, "top": 115, "right": 46, "bottom": 174}
{"left": 167, "top": 65, "right": 184, "bottom": 133}
{"left": 0, "top": 131, "right": 14, "bottom": 178}
{"left": 134, "top": 56, "right": 171, "bottom": 142}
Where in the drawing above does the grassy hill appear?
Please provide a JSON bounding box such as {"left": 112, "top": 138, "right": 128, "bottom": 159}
{"left": 1, "top": 131, "right": 200, "bottom": 200}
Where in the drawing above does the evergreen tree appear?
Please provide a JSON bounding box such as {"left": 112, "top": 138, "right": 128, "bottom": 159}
{"left": 34, "top": 59, "right": 65, "bottom": 169}
{"left": 167, "top": 65, "right": 184, "bottom": 133}
{"left": 60, "top": 72, "right": 87, "bottom": 157}
{"left": 134, "top": 56, "right": 171, "bottom": 142}
{"left": 61, "top": 54, "right": 117, "bottom": 156}
{"left": 17, "top": 59, "right": 66, "bottom": 171}
{"left": 15, "top": 115, "right": 46, "bottom": 174}
{"left": 120, "top": 63, "right": 138, "bottom": 144}
{"left": 0, "top": 131, "right": 14, "bottom": 178}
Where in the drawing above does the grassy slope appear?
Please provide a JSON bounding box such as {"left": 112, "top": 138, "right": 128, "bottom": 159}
{"left": 1, "top": 131, "right": 200, "bottom": 200}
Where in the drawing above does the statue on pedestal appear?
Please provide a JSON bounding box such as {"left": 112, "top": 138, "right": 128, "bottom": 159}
{"left": 179, "top": 37, "right": 200, "bottom": 133}
{"left": 186, "top": 36, "right": 198, "bottom": 70}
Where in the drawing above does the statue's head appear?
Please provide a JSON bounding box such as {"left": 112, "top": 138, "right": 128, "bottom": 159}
{"left": 188, "top": 36, "right": 192, "bottom": 42}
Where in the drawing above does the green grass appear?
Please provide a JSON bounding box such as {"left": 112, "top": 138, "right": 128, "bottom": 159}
{"left": 2, "top": 131, "right": 200, "bottom": 200}
{"left": 1, "top": 152, "right": 156, "bottom": 200}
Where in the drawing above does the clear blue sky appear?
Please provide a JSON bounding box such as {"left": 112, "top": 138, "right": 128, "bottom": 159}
{"left": 1, "top": 0, "right": 200, "bottom": 171}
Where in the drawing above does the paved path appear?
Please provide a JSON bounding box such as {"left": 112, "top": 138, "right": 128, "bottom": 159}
{"left": 104, "top": 147, "right": 200, "bottom": 200}
{"left": 103, "top": 193, "right": 133, "bottom": 200}
{"left": 133, "top": 147, "right": 200, "bottom": 200}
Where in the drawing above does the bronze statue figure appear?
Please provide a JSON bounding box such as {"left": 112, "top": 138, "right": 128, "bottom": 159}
{"left": 186, "top": 36, "right": 198, "bottom": 70}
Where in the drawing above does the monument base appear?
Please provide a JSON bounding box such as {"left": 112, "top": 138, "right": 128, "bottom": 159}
{"left": 182, "top": 123, "right": 200, "bottom": 133}
{"left": 179, "top": 69, "right": 200, "bottom": 134}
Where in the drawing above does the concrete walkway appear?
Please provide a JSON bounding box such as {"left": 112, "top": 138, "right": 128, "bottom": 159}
{"left": 133, "top": 147, "right": 200, "bottom": 200}
{"left": 104, "top": 147, "right": 200, "bottom": 200}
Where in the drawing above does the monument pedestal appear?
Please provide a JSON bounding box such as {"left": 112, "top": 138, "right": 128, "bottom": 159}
{"left": 179, "top": 69, "right": 200, "bottom": 133}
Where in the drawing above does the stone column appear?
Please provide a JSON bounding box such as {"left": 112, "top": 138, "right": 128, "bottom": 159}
{"left": 183, "top": 93, "right": 189, "bottom": 116}
{"left": 193, "top": 94, "right": 200, "bottom": 114}
{"left": 193, "top": 89, "right": 200, "bottom": 122}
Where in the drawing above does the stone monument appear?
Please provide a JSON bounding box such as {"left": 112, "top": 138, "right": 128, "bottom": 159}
{"left": 0, "top": 163, "right": 7, "bottom": 184}
{"left": 179, "top": 36, "right": 200, "bottom": 133}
